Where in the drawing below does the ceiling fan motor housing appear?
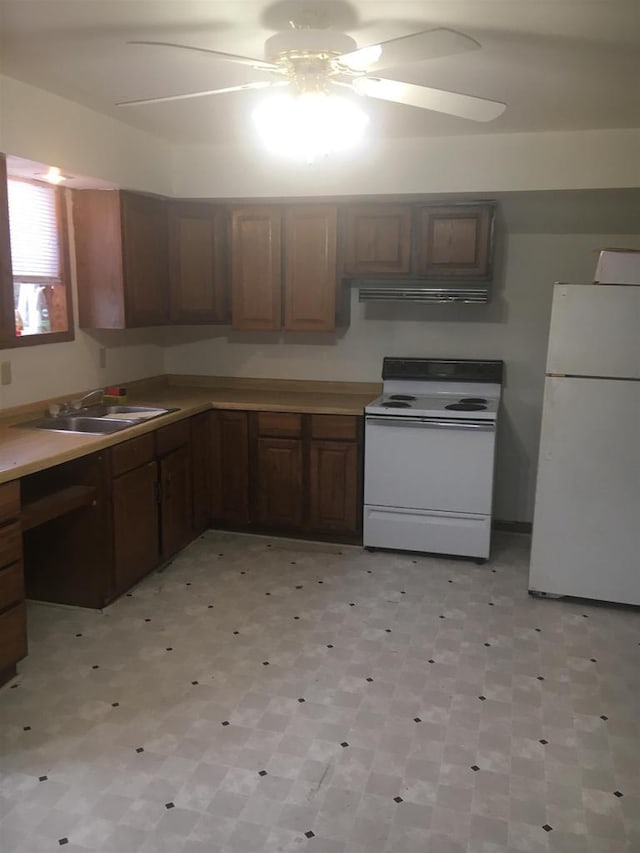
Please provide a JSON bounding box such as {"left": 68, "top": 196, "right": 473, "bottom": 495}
{"left": 265, "top": 29, "right": 358, "bottom": 91}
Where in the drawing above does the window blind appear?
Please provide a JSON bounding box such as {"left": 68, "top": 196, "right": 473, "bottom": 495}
{"left": 7, "top": 179, "right": 61, "bottom": 281}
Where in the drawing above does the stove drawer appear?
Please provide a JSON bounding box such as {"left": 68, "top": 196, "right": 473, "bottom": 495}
{"left": 364, "top": 417, "right": 496, "bottom": 515}
{"left": 363, "top": 505, "right": 491, "bottom": 558}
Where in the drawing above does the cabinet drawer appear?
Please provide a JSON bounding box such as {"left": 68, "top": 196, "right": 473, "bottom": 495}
{"left": 0, "top": 481, "right": 20, "bottom": 525}
{"left": 0, "top": 561, "right": 24, "bottom": 612}
{"left": 0, "top": 602, "right": 27, "bottom": 671}
{"left": 156, "top": 419, "right": 190, "bottom": 455}
{"left": 257, "top": 412, "right": 302, "bottom": 437}
{"left": 0, "top": 521, "right": 22, "bottom": 570}
{"left": 311, "top": 415, "right": 359, "bottom": 441}
{"left": 110, "top": 433, "right": 155, "bottom": 477}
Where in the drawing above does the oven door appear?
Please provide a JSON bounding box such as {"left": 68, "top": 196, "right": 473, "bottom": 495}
{"left": 364, "top": 415, "right": 496, "bottom": 515}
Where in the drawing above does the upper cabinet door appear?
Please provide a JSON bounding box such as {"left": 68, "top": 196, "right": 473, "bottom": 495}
{"left": 231, "top": 206, "right": 282, "bottom": 330}
{"left": 168, "top": 202, "right": 229, "bottom": 324}
{"left": 343, "top": 204, "right": 412, "bottom": 275}
{"left": 416, "top": 204, "right": 494, "bottom": 279}
{"left": 120, "top": 192, "right": 170, "bottom": 326}
{"left": 284, "top": 205, "right": 338, "bottom": 332}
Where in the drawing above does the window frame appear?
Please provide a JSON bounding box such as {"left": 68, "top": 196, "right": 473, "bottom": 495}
{"left": 0, "top": 156, "right": 74, "bottom": 348}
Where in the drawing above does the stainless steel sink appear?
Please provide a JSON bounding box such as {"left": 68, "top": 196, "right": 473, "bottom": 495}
{"left": 20, "top": 416, "right": 136, "bottom": 435}
{"left": 16, "top": 405, "right": 179, "bottom": 435}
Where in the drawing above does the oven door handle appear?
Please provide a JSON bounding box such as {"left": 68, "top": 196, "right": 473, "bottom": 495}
{"left": 366, "top": 416, "right": 496, "bottom": 431}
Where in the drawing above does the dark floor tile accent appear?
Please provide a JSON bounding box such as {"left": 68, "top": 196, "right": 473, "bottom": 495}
{"left": 38, "top": 775, "right": 48, "bottom": 781}
{"left": 488, "top": 602, "right": 494, "bottom": 606}
{"left": 233, "top": 631, "right": 239, "bottom": 635}
{"left": 221, "top": 721, "right": 230, "bottom": 726}
{"left": 385, "top": 629, "right": 392, "bottom": 633}
{"left": 136, "top": 747, "right": 144, "bottom": 753}
{"left": 600, "top": 715, "right": 609, "bottom": 721}
{"left": 144, "top": 618, "right": 151, "bottom": 622}
{"left": 413, "top": 718, "right": 422, "bottom": 723}
{"left": 478, "top": 696, "right": 486, "bottom": 701}
{"left": 191, "top": 681, "right": 199, "bottom": 685}
{"left": 393, "top": 796, "right": 403, "bottom": 803}
{"left": 75, "top": 633, "right": 82, "bottom": 638}
{"left": 111, "top": 702, "right": 119, "bottom": 708}
{"left": 262, "top": 662, "right": 270, "bottom": 666}
{"left": 295, "top": 585, "right": 303, "bottom": 589}
{"left": 326, "top": 645, "right": 334, "bottom": 649}
{"left": 542, "top": 824, "right": 553, "bottom": 832}
{"left": 185, "top": 583, "right": 191, "bottom": 586}
{"left": 58, "top": 838, "right": 68, "bottom": 846}
{"left": 400, "top": 591, "right": 406, "bottom": 594}
{"left": 471, "top": 765, "right": 480, "bottom": 772}
{"left": 297, "top": 698, "right": 306, "bottom": 703}
{"left": 317, "top": 581, "right": 323, "bottom": 584}
{"left": 537, "top": 676, "right": 545, "bottom": 681}
{"left": 166, "top": 648, "right": 173, "bottom": 651}
{"left": 92, "top": 665, "right": 99, "bottom": 670}
{"left": 294, "top": 617, "right": 300, "bottom": 621}
{"left": 207, "top": 605, "right": 214, "bottom": 609}
{"left": 258, "top": 770, "right": 268, "bottom": 776}
{"left": 539, "top": 740, "right": 548, "bottom": 745}
{"left": 265, "top": 592, "right": 271, "bottom": 596}
{"left": 165, "top": 802, "right": 174, "bottom": 809}
{"left": 535, "top": 628, "right": 541, "bottom": 632}
{"left": 349, "top": 603, "right": 355, "bottom": 607}
{"left": 590, "top": 658, "right": 597, "bottom": 662}
{"left": 484, "top": 643, "right": 491, "bottom": 647}
{"left": 366, "top": 677, "right": 374, "bottom": 683}
{"left": 439, "top": 615, "right": 445, "bottom": 619}
{"left": 614, "top": 791, "right": 624, "bottom": 798}
{"left": 428, "top": 659, "right": 435, "bottom": 664}
{"left": 23, "top": 726, "right": 31, "bottom": 731}
{"left": 340, "top": 742, "right": 349, "bottom": 748}
{"left": 304, "top": 831, "right": 315, "bottom": 839}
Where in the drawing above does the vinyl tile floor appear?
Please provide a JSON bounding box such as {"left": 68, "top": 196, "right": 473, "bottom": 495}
{"left": 1, "top": 532, "right": 639, "bottom": 853}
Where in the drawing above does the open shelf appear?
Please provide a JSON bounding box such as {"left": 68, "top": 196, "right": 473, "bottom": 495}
{"left": 22, "top": 485, "right": 97, "bottom": 532}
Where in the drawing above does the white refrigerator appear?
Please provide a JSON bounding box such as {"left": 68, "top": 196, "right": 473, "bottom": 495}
{"left": 529, "top": 283, "right": 640, "bottom": 605}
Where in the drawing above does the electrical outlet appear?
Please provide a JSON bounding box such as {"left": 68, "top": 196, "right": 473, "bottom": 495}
{"left": 0, "top": 361, "right": 11, "bottom": 385}
{"left": 99, "top": 348, "right": 107, "bottom": 369}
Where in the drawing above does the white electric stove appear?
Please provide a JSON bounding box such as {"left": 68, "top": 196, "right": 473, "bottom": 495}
{"left": 363, "top": 357, "right": 504, "bottom": 560}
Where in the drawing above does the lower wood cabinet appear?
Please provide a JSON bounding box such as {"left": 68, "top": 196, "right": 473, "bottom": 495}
{"left": 257, "top": 437, "right": 303, "bottom": 529}
{"left": 211, "top": 410, "right": 250, "bottom": 525}
{"left": 112, "top": 460, "right": 159, "bottom": 596}
{"left": 159, "top": 444, "right": 192, "bottom": 559}
{"left": 0, "top": 480, "right": 26, "bottom": 686}
{"left": 309, "top": 440, "right": 358, "bottom": 534}
{"left": 211, "top": 409, "right": 363, "bottom": 541}
{"left": 191, "top": 412, "right": 213, "bottom": 534}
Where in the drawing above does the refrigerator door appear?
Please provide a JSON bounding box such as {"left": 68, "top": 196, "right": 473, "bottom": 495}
{"left": 530, "top": 376, "right": 640, "bottom": 604}
{"left": 546, "top": 285, "right": 640, "bottom": 379}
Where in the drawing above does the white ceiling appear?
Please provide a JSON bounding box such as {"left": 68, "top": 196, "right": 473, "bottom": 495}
{"left": 1, "top": 0, "right": 639, "bottom": 145}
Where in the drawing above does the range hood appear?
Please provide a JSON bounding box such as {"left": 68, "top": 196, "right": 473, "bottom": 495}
{"left": 357, "top": 280, "right": 489, "bottom": 304}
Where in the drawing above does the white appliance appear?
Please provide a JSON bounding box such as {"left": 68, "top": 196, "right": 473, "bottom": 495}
{"left": 529, "top": 284, "right": 640, "bottom": 605}
{"left": 364, "top": 358, "right": 503, "bottom": 560}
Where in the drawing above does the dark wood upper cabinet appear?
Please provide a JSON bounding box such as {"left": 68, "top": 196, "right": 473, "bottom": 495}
{"left": 73, "top": 189, "right": 169, "bottom": 328}
{"left": 168, "top": 202, "right": 229, "bottom": 324}
{"left": 231, "top": 206, "right": 282, "bottom": 330}
{"left": 415, "top": 204, "right": 494, "bottom": 279}
{"left": 211, "top": 410, "right": 251, "bottom": 525}
{"left": 343, "top": 204, "right": 412, "bottom": 276}
{"left": 284, "top": 205, "right": 338, "bottom": 332}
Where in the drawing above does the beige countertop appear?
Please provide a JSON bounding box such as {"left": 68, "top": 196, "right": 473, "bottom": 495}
{"left": 0, "top": 376, "right": 379, "bottom": 484}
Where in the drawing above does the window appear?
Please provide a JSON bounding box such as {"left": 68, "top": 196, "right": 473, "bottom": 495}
{"left": 0, "top": 159, "right": 73, "bottom": 346}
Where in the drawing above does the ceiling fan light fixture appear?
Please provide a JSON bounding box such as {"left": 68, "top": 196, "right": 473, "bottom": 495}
{"left": 253, "top": 90, "right": 368, "bottom": 163}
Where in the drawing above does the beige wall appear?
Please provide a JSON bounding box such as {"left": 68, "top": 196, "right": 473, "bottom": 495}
{"left": 162, "top": 216, "right": 640, "bottom": 523}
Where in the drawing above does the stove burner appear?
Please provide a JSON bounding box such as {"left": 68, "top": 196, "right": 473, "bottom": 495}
{"left": 382, "top": 401, "right": 412, "bottom": 408}
{"left": 389, "top": 394, "right": 416, "bottom": 401}
{"left": 445, "top": 402, "right": 487, "bottom": 411}
{"left": 459, "top": 397, "right": 487, "bottom": 405}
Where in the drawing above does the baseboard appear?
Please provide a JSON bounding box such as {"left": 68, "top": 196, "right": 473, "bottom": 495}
{"left": 493, "top": 520, "right": 532, "bottom": 534}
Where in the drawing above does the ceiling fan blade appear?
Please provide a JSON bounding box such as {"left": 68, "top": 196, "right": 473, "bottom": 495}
{"left": 352, "top": 77, "right": 506, "bottom": 122}
{"left": 128, "top": 40, "right": 279, "bottom": 72}
{"left": 339, "top": 28, "right": 479, "bottom": 73}
{"left": 117, "top": 81, "right": 285, "bottom": 107}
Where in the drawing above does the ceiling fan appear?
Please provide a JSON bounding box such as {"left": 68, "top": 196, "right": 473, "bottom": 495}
{"left": 117, "top": 25, "right": 506, "bottom": 123}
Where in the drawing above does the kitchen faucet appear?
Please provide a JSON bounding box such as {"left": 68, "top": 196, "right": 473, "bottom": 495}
{"left": 48, "top": 388, "right": 105, "bottom": 417}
